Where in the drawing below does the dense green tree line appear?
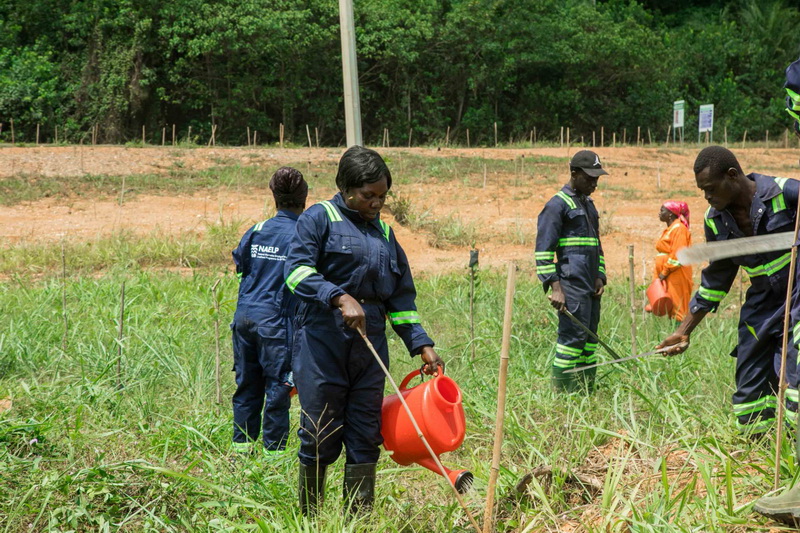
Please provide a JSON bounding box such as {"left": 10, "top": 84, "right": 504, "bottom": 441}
{"left": 0, "top": 0, "right": 798, "bottom": 146}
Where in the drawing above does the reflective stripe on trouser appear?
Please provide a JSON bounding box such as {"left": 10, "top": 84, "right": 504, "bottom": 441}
{"left": 732, "top": 279, "right": 799, "bottom": 433}
{"left": 552, "top": 278, "right": 601, "bottom": 372}
{"left": 232, "top": 320, "right": 293, "bottom": 450}
{"left": 293, "top": 303, "right": 388, "bottom": 467}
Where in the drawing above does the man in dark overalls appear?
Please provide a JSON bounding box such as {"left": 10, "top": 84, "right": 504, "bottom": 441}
{"left": 753, "top": 56, "right": 800, "bottom": 525}
{"left": 659, "top": 147, "right": 800, "bottom": 439}
{"left": 231, "top": 167, "right": 307, "bottom": 454}
{"left": 536, "top": 150, "right": 608, "bottom": 392}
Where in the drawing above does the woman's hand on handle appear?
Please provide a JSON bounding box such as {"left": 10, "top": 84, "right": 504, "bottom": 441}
{"left": 420, "top": 346, "right": 444, "bottom": 375}
{"left": 332, "top": 294, "right": 366, "bottom": 332}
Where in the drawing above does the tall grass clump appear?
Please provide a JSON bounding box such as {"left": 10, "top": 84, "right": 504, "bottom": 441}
{"left": 0, "top": 258, "right": 788, "bottom": 531}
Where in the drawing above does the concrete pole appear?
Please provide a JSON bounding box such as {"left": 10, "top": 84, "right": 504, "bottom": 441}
{"left": 339, "top": 0, "right": 363, "bottom": 147}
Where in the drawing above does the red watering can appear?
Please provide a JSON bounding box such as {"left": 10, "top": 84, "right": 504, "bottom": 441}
{"left": 381, "top": 370, "right": 473, "bottom": 493}
{"left": 645, "top": 278, "right": 674, "bottom": 316}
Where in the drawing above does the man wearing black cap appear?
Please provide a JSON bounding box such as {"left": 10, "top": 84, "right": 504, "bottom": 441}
{"left": 535, "top": 150, "right": 608, "bottom": 391}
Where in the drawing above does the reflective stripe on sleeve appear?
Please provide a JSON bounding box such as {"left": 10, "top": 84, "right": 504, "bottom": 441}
{"left": 536, "top": 264, "right": 557, "bottom": 274}
{"left": 535, "top": 251, "right": 556, "bottom": 260}
{"left": 698, "top": 286, "right": 726, "bottom": 302}
{"left": 704, "top": 211, "right": 719, "bottom": 236}
{"left": 285, "top": 265, "right": 317, "bottom": 293}
{"left": 388, "top": 310, "right": 421, "bottom": 325}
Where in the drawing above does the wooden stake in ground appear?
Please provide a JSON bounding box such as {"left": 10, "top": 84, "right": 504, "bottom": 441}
{"left": 306, "top": 124, "right": 312, "bottom": 148}
{"left": 315, "top": 127, "right": 320, "bottom": 148}
{"left": 774, "top": 208, "right": 800, "bottom": 489}
{"left": 483, "top": 262, "right": 516, "bottom": 533}
{"left": 55, "top": 125, "right": 58, "bottom": 144}
{"left": 279, "top": 123, "right": 284, "bottom": 148}
{"left": 601, "top": 126, "right": 604, "bottom": 147}
{"left": 408, "top": 128, "right": 413, "bottom": 148}
{"left": 494, "top": 122, "right": 498, "bottom": 147}
{"left": 724, "top": 125, "right": 728, "bottom": 148}
{"left": 36, "top": 123, "right": 40, "bottom": 145}
{"left": 61, "top": 241, "right": 68, "bottom": 352}
{"left": 469, "top": 250, "right": 479, "bottom": 361}
{"left": 742, "top": 130, "right": 747, "bottom": 149}
{"left": 445, "top": 126, "right": 450, "bottom": 147}
{"left": 187, "top": 126, "right": 192, "bottom": 144}
{"left": 592, "top": 130, "right": 596, "bottom": 147}
{"left": 253, "top": 131, "right": 258, "bottom": 146}
{"left": 628, "top": 245, "right": 637, "bottom": 354}
{"left": 142, "top": 125, "right": 146, "bottom": 144}
{"left": 116, "top": 281, "right": 126, "bottom": 390}
{"left": 637, "top": 126, "right": 641, "bottom": 146}
{"left": 10, "top": 118, "right": 15, "bottom": 144}
{"left": 666, "top": 125, "right": 671, "bottom": 146}
{"left": 466, "top": 129, "right": 470, "bottom": 148}
{"left": 566, "top": 127, "right": 570, "bottom": 147}
{"left": 212, "top": 279, "right": 222, "bottom": 405}
{"left": 172, "top": 124, "right": 176, "bottom": 146}
{"left": 162, "top": 127, "right": 166, "bottom": 146}
{"left": 357, "top": 327, "right": 482, "bottom": 533}
{"left": 247, "top": 126, "right": 251, "bottom": 147}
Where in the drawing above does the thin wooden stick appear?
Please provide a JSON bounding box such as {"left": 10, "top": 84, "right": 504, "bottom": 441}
{"left": 306, "top": 124, "right": 312, "bottom": 148}
{"left": 628, "top": 245, "right": 637, "bottom": 354}
{"left": 494, "top": 122, "right": 498, "bottom": 147}
{"left": 742, "top": 130, "right": 747, "bottom": 150}
{"left": 483, "top": 262, "right": 516, "bottom": 533}
{"left": 212, "top": 279, "right": 222, "bottom": 405}
{"left": 315, "top": 127, "right": 319, "bottom": 148}
{"left": 408, "top": 128, "right": 413, "bottom": 148}
{"left": 357, "top": 327, "right": 482, "bottom": 533}
{"left": 466, "top": 129, "right": 470, "bottom": 148}
{"left": 142, "top": 125, "right": 145, "bottom": 144}
{"left": 172, "top": 124, "right": 176, "bottom": 146}
{"left": 116, "top": 281, "right": 126, "bottom": 389}
{"left": 469, "top": 250, "right": 479, "bottom": 361}
{"left": 61, "top": 241, "right": 68, "bottom": 352}
{"left": 445, "top": 126, "right": 450, "bottom": 147}
{"left": 162, "top": 127, "right": 166, "bottom": 146}
{"left": 247, "top": 126, "right": 251, "bottom": 147}
{"left": 774, "top": 208, "right": 800, "bottom": 488}
{"left": 10, "top": 118, "right": 15, "bottom": 144}
{"left": 36, "top": 123, "right": 40, "bottom": 145}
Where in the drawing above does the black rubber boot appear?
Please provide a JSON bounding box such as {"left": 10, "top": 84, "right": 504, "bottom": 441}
{"left": 753, "top": 423, "right": 800, "bottom": 525}
{"left": 343, "top": 463, "right": 376, "bottom": 515}
{"left": 299, "top": 463, "right": 326, "bottom": 516}
{"left": 551, "top": 366, "right": 578, "bottom": 392}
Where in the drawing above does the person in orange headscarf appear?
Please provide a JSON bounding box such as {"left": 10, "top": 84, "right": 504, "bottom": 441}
{"left": 652, "top": 201, "right": 693, "bottom": 322}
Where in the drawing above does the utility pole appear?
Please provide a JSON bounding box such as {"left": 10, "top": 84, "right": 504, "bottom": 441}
{"left": 339, "top": 0, "right": 363, "bottom": 147}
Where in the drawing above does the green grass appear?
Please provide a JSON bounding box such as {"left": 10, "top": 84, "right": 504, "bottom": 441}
{"left": 0, "top": 227, "right": 794, "bottom": 531}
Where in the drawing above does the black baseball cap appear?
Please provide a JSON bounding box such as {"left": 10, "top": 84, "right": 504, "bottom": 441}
{"left": 569, "top": 150, "right": 608, "bottom": 177}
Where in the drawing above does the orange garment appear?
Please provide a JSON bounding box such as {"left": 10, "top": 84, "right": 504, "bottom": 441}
{"left": 654, "top": 219, "right": 693, "bottom": 321}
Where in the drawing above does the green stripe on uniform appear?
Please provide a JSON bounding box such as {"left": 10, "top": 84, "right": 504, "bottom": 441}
{"left": 742, "top": 252, "right": 791, "bottom": 277}
{"left": 535, "top": 251, "right": 555, "bottom": 260}
{"left": 536, "top": 264, "right": 556, "bottom": 274}
{"left": 285, "top": 265, "right": 317, "bottom": 293}
{"left": 388, "top": 310, "right": 421, "bottom": 325}
{"left": 698, "top": 286, "right": 726, "bottom": 302}
{"left": 556, "top": 191, "right": 576, "bottom": 210}
{"left": 704, "top": 208, "right": 718, "bottom": 236}
{"left": 558, "top": 237, "right": 599, "bottom": 247}
{"left": 318, "top": 200, "right": 343, "bottom": 222}
{"left": 379, "top": 219, "right": 391, "bottom": 241}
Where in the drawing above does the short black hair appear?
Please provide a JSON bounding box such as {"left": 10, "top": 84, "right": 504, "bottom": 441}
{"left": 269, "top": 166, "right": 308, "bottom": 209}
{"left": 693, "top": 146, "right": 743, "bottom": 178}
{"left": 335, "top": 146, "right": 392, "bottom": 192}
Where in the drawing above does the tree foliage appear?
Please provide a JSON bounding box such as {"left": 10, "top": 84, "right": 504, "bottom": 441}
{"left": 0, "top": 0, "right": 798, "bottom": 144}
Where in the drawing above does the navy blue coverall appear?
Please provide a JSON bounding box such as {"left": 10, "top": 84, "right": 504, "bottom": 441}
{"left": 694, "top": 174, "right": 799, "bottom": 433}
{"left": 231, "top": 210, "right": 299, "bottom": 451}
{"left": 284, "top": 193, "right": 434, "bottom": 467}
{"left": 535, "top": 185, "right": 607, "bottom": 385}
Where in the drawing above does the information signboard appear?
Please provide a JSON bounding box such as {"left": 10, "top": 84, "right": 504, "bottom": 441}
{"left": 673, "top": 100, "right": 685, "bottom": 129}
{"left": 699, "top": 104, "right": 714, "bottom": 133}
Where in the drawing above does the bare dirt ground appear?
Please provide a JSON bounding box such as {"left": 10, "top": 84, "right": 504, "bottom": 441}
{"left": 2, "top": 144, "right": 800, "bottom": 278}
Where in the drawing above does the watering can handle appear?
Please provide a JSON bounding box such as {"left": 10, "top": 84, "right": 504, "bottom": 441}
{"left": 399, "top": 368, "right": 444, "bottom": 391}
{"left": 398, "top": 370, "right": 423, "bottom": 391}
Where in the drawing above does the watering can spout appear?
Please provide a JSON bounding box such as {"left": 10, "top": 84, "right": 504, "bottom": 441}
{"left": 415, "top": 457, "right": 474, "bottom": 494}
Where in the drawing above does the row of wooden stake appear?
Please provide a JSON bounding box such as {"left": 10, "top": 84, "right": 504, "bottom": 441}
{"left": 2, "top": 118, "right": 799, "bottom": 149}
